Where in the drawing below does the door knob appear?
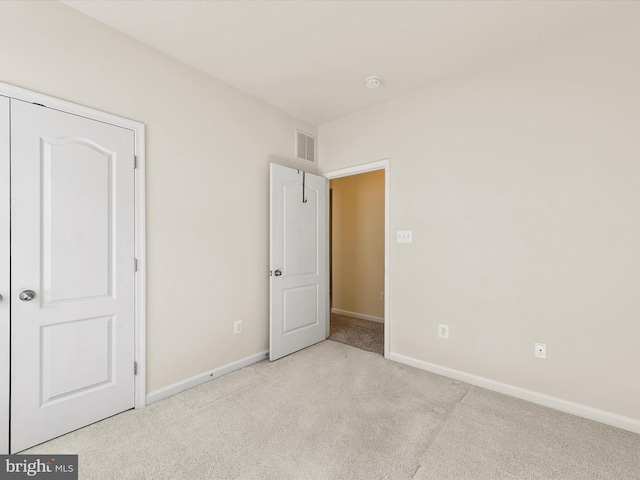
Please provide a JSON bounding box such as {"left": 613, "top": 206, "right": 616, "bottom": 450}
{"left": 274, "top": 270, "right": 282, "bottom": 277}
{"left": 19, "top": 290, "right": 36, "bottom": 301}
{"left": 0, "top": 294, "right": 2, "bottom": 302}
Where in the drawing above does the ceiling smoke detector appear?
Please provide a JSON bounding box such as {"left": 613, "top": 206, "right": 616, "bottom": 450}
{"left": 365, "top": 76, "right": 382, "bottom": 89}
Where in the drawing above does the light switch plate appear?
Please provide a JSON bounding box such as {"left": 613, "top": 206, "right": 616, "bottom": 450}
{"left": 397, "top": 230, "right": 412, "bottom": 243}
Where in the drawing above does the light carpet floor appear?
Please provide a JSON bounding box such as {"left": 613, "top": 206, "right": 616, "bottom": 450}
{"left": 25, "top": 340, "right": 640, "bottom": 479}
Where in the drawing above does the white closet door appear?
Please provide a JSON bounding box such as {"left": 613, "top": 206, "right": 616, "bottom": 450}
{"left": 10, "top": 100, "right": 136, "bottom": 453}
{"left": 0, "top": 96, "right": 8, "bottom": 454}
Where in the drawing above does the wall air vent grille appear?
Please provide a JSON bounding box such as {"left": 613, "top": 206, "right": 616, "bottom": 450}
{"left": 296, "top": 130, "right": 316, "bottom": 163}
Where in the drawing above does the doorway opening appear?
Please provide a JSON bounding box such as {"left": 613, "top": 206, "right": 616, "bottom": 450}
{"left": 323, "top": 160, "right": 389, "bottom": 358}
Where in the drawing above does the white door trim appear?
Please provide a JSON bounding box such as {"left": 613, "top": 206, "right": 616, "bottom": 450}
{"left": 0, "top": 96, "right": 9, "bottom": 453}
{"left": 0, "top": 81, "right": 147, "bottom": 410}
{"left": 321, "top": 159, "right": 390, "bottom": 359}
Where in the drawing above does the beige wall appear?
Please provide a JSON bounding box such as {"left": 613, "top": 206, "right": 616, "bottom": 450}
{"left": 331, "top": 171, "right": 385, "bottom": 319}
{"left": 319, "top": 16, "right": 640, "bottom": 421}
{"left": 0, "top": 1, "right": 316, "bottom": 394}
{"left": 3, "top": 1, "right": 639, "bottom": 426}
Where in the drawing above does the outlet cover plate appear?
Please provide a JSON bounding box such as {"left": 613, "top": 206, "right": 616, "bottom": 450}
{"left": 438, "top": 323, "right": 449, "bottom": 339}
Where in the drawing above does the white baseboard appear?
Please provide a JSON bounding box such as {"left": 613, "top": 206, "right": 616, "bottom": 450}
{"left": 389, "top": 352, "right": 640, "bottom": 435}
{"left": 146, "top": 350, "right": 269, "bottom": 405}
{"left": 331, "top": 308, "right": 384, "bottom": 324}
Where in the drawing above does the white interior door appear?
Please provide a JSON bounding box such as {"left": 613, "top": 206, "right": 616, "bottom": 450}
{"left": 0, "top": 96, "right": 8, "bottom": 454}
{"left": 269, "top": 164, "right": 328, "bottom": 361}
{"left": 10, "top": 100, "right": 136, "bottom": 453}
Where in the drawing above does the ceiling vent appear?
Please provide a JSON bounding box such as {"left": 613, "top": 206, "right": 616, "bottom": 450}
{"left": 296, "top": 130, "right": 316, "bottom": 163}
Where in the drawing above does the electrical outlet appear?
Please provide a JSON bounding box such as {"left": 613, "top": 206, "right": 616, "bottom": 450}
{"left": 234, "top": 320, "right": 243, "bottom": 335}
{"left": 438, "top": 323, "right": 449, "bottom": 339}
{"left": 380, "top": 292, "right": 385, "bottom": 301}
{"left": 534, "top": 342, "right": 547, "bottom": 359}
{"left": 397, "top": 230, "right": 412, "bottom": 243}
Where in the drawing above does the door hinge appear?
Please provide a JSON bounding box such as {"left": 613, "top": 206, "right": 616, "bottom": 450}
{"left": 134, "top": 361, "right": 138, "bottom": 375}
{"left": 134, "top": 258, "right": 138, "bottom": 272}
{"left": 134, "top": 156, "right": 138, "bottom": 169}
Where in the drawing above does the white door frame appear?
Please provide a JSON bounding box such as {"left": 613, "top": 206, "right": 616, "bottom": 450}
{"left": 0, "top": 96, "right": 9, "bottom": 454}
{"left": 322, "top": 159, "right": 390, "bottom": 359}
{"left": 0, "top": 81, "right": 147, "bottom": 415}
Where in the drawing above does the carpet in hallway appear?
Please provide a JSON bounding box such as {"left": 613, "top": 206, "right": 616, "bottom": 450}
{"left": 329, "top": 312, "right": 383, "bottom": 355}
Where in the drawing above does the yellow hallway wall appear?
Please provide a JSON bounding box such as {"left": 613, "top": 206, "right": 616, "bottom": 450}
{"left": 331, "top": 170, "right": 385, "bottom": 319}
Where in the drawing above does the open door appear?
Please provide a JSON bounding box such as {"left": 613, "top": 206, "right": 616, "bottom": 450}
{"left": 269, "top": 164, "right": 328, "bottom": 361}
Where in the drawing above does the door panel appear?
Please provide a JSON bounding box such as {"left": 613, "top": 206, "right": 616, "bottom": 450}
{"left": 283, "top": 285, "right": 318, "bottom": 332}
{"left": 270, "top": 164, "right": 328, "bottom": 361}
{"left": 284, "top": 183, "right": 319, "bottom": 276}
{"left": 10, "top": 100, "right": 135, "bottom": 453}
{"left": 41, "top": 315, "right": 113, "bottom": 404}
{"left": 0, "top": 96, "right": 8, "bottom": 454}
{"left": 43, "top": 139, "right": 113, "bottom": 303}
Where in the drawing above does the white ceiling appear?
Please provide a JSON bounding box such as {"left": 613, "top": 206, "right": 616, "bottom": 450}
{"left": 61, "top": 0, "right": 635, "bottom": 126}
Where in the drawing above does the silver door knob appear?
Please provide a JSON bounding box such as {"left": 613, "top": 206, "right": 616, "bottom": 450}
{"left": 0, "top": 294, "right": 2, "bottom": 302}
{"left": 19, "top": 290, "right": 36, "bottom": 301}
{"left": 274, "top": 270, "right": 282, "bottom": 276}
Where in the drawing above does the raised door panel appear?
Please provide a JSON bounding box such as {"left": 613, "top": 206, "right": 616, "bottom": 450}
{"left": 283, "top": 183, "right": 319, "bottom": 277}
{"left": 43, "top": 139, "right": 114, "bottom": 304}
